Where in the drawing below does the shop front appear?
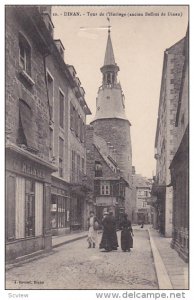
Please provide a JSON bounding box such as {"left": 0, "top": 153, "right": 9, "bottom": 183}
{"left": 6, "top": 144, "right": 56, "bottom": 262}
{"left": 51, "top": 176, "right": 71, "bottom": 236}
{"left": 70, "top": 183, "right": 91, "bottom": 231}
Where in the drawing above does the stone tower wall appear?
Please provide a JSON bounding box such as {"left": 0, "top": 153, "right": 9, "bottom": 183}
{"left": 91, "top": 118, "right": 133, "bottom": 217}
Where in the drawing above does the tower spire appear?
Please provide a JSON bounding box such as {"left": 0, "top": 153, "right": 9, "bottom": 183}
{"left": 104, "top": 20, "right": 116, "bottom": 66}
{"left": 101, "top": 24, "right": 119, "bottom": 86}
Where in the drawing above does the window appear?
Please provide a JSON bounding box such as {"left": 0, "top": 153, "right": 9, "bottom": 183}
{"left": 59, "top": 90, "right": 64, "bottom": 128}
{"left": 49, "top": 127, "right": 53, "bottom": 158}
{"left": 119, "top": 183, "right": 125, "bottom": 197}
{"left": 19, "top": 33, "right": 31, "bottom": 75}
{"left": 82, "top": 121, "right": 85, "bottom": 143}
{"left": 71, "top": 150, "right": 76, "bottom": 182}
{"left": 78, "top": 115, "right": 81, "bottom": 140}
{"left": 59, "top": 137, "right": 64, "bottom": 177}
{"left": 144, "top": 190, "right": 148, "bottom": 197}
{"left": 142, "top": 201, "right": 147, "bottom": 208}
{"left": 47, "top": 72, "right": 54, "bottom": 119}
{"left": 82, "top": 158, "right": 85, "bottom": 174}
{"left": 100, "top": 181, "right": 110, "bottom": 195}
{"left": 77, "top": 154, "right": 80, "bottom": 181}
{"left": 17, "top": 99, "right": 37, "bottom": 152}
{"left": 95, "top": 161, "right": 102, "bottom": 177}
{"left": 74, "top": 110, "right": 79, "bottom": 137}
{"left": 79, "top": 119, "right": 83, "bottom": 142}
{"left": 70, "top": 102, "right": 74, "bottom": 130}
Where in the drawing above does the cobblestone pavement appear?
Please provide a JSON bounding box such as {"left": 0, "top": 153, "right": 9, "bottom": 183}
{"left": 6, "top": 230, "right": 158, "bottom": 290}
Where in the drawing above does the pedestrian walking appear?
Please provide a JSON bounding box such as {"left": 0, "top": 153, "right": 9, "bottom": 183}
{"left": 99, "top": 211, "right": 118, "bottom": 251}
{"left": 87, "top": 211, "right": 99, "bottom": 248}
{"left": 120, "top": 213, "right": 134, "bottom": 252}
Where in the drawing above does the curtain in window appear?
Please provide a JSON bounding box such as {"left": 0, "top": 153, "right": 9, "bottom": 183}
{"left": 35, "top": 182, "right": 43, "bottom": 236}
{"left": 15, "top": 177, "right": 25, "bottom": 239}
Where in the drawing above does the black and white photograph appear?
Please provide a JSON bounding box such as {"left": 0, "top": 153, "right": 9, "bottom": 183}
{"left": 3, "top": 3, "right": 190, "bottom": 298}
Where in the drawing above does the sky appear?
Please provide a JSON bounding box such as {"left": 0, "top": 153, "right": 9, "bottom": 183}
{"left": 52, "top": 5, "right": 188, "bottom": 178}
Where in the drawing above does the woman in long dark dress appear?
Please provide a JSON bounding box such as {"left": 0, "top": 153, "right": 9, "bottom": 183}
{"left": 100, "top": 212, "right": 118, "bottom": 251}
{"left": 120, "top": 213, "right": 133, "bottom": 252}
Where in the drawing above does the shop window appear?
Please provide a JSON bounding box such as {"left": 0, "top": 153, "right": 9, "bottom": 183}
{"left": 95, "top": 161, "right": 102, "bottom": 177}
{"left": 17, "top": 99, "right": 37, "bottom": 152}
{"left": 19, "top": 33, "right": 31, "bottom": 76}
{"left": 59, "top": 90, "right": 64, "bottom": 128}
{"left": 59, "top": 137, "right": 64, "bottom": 177}
{"left": 15, "top": 177, "right": 43, "bottom": 239}
{"left": 51, "top": 195, "right": 57, "bottom": 228}
{"left": 51, "top": 195, "right": 69, "bottom": 229}
{"left": 25, "top": 179, "right": 35, "bottom": 237}
{"left": 57, "top": 196, "right": 66, "bottom": 228}
{"left": 100, "top": 181, "right": 110, "bottom": 195}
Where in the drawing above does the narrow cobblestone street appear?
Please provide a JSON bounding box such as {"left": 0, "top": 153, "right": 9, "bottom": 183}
{"left": 6, "top": 230, "right": 158, "bottom": 290}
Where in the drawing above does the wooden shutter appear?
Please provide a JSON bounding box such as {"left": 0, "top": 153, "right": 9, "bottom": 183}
{"left": 6, "top": 176, "right": 16, "bottom": 241}
{"left": 15, "top": 177, "right": 25, "bottom": 239}
{"left": 35, "top": 182, "right": 43, "bottom": 236}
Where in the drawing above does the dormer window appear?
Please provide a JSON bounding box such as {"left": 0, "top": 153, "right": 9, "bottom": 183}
{"left": 95, "top": 161, "right": 102, "bottom": 177}
{"left": 19, "top": 33, "right": 31, "bottom": 76}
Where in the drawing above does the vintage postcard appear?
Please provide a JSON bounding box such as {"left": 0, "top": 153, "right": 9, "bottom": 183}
{"left": 4, "top": 3, "right": 189, "bottom": 299}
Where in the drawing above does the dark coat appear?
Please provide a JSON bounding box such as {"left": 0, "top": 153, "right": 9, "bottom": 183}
{"left": 99, "top": 215, "right": 118, "bottom": 251}
{"left": 120, "top": 219, "right": 133, "bottom": 251}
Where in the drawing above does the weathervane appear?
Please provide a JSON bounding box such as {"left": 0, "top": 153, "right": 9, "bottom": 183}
{"left": 107, "top": 17, "right": 111, "bottom": 33}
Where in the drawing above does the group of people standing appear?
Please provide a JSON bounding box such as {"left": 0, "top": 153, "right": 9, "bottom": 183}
{"left": 87, "top": 211, "right": 134, "bottom": 252}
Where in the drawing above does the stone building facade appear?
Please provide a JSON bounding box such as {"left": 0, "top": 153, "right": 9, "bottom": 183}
{"left": 132, "top": 168, "right": 152, "bottom": 225}
{"left": 86, "top": 125, "right": 127, "bottom": 224}
{"left": 153, "top": 37, "right": 186, "bottom": 237}
{"left": 43, "top": 13, "right": 91, "bottom": 235}
{"left": 90, "top": 29, "right": 133, "bottom": 219}
{"left": 170, "top": 28, "right": 189, "bottom": 262}
{"left": 5, "top": 6, "right": 57, "bottom": 261}
{"left": 5, "top": 5, "right": 92, "bottom": 262}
